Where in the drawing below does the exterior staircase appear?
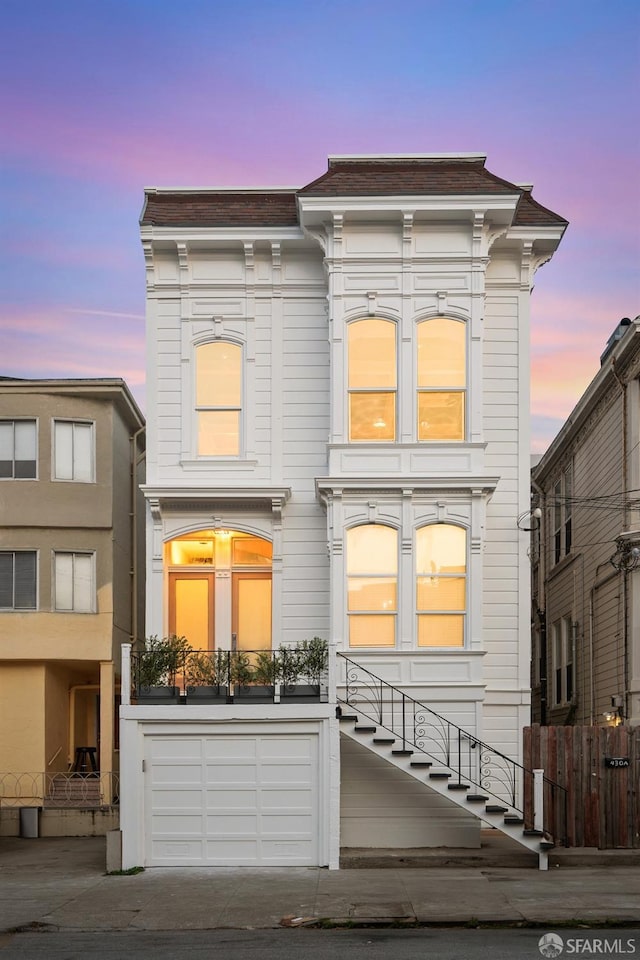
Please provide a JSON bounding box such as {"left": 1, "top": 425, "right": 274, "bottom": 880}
{"left": 337, "top": 655, "right": 566, "bottom": 870}
{"left": 45, "top": 773, "right": 103, "bottom": 808}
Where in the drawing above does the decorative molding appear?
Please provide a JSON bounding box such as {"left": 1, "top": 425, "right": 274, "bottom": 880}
{"left": 142, "top": 241, "right": 155, "bottom": 288}
{"left": 367, "top": 291, "right": 377, "bottom": 316}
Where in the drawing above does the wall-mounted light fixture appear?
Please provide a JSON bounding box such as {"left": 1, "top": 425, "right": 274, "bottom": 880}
{"left": 518, "top": 507, "right": 542, "bottom": 531}
{"left": 609, "top": 534, "right": 640, "bottom": 572}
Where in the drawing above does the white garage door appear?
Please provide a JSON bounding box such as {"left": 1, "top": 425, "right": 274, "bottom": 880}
{"left": 145, "top": 733, "right": 319, "bottom": 866}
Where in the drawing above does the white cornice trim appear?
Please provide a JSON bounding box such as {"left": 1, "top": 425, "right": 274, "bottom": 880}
{"left": 140, "top": 226, "right": 305, "bottom": 242}
{"left": 141, "top": 485, "right": 291, "bottom": 503}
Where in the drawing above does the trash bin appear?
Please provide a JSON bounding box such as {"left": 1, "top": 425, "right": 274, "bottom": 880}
{"left": 19, "top": 807, "right": 41, "bottom": 838}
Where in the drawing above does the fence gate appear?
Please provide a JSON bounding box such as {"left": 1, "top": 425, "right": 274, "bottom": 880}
{"left": 524, "top": 724, "right": 640, "bottom": 848}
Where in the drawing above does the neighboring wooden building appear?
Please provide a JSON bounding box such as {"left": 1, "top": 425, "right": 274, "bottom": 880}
{"left": 531, "top": 317, "right": 640, "bottom": 728}
{"left": 120, "top": 153, "right": 567, "bottom": 869}
{"left": 0, "top": 378, "right": 145, "bottom": 813}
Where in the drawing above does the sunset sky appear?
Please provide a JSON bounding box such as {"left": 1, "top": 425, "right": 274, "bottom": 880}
{"left": 2, "top": 0, "right": 639, "bottom": 452}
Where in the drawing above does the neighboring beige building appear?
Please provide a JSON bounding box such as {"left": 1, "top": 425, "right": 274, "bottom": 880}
{"left": 0, "top": 378, "right": 145, "bottom": 805}
{"left": 531, "top": 317, "right": 640, "bottom": 728}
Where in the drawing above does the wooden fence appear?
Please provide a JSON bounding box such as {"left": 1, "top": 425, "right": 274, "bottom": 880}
{"left": 524, "top": 724, "right": 640, "bottom": 848}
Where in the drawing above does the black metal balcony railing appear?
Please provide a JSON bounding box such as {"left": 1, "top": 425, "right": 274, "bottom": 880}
{"left": 338, "top": 653, "right": 568, "bottom": 844}
{"left": 131, "top": 645, "right": 329, "bottom": 704}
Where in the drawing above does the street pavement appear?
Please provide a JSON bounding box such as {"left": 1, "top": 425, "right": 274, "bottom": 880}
{"left": 1, "top": 836, "right": 640, "bottom": 932}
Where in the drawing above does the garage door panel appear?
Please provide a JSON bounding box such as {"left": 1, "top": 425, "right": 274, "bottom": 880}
{"left": 260, "top": 737, "right": 312, "bottom": 759}
{"left": 260, "top": 764, "right": 312, "bottom": 784}
{"left": 146, "top": 732, "right": 319, "bottom": 866}
{"left": 260, "top": 841, "right": 315, "bottom": 861}
{"left": 205, "top": 840, "right": 259, "bottom": 861}
{"left": 261, "top": 788, "right": 313, "bottom": 808}
{"left": 151, "top": 841, "right": 203, "bottom": 861}
{"left": 206, "top": 813, "right": 259, "bottom": 833}
{"left": 262, "top": 814, "right": 313, "bottom": 833}
{"left": 206, "top": 789, "right": 259, "bottom": 809}
{"left": 152, "top": 788, "right": 203, "bottom": 809}
{"left": 204, "top": 738, "right": 257, "bottom": 759}
{"left": 205, "top": 763, "right": 258, "bottom": 784}
{"left": 151, "top": 814, "right": 203, "bottom": 834}
{"left": 151, "top": 764, "right": 204, "bottom": 785}
{"left": 150, "top": 739, "right": 203, "bottom": 760}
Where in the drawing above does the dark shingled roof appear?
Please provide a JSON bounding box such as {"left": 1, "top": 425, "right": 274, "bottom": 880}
{"left": 298, "top": 159, "right": 517, "bottom": 196}
{"left": 141, "top": 191, "right": 298, "bottom": 227}
{"left": 512, "top": 190, "right": 568, "bottom": 226}
{"left": 141, "top": 158, "right": 567, "bottom": 228}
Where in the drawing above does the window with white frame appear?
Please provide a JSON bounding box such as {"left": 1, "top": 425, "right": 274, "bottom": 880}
{"left": 0, "top": 420, "right": 37, "bottom": 479}
{"left": 552, "top": 616, "right": 574, "bottom": 706}
{"left": 54, "top": 552, "right": 95, "bottom": 612}
{"left": 552, "top": 461, "right": 573, "bottom": 565}
{"left": 53, "top": 420, "right": 94, "bottom": 482}
{"left": 348, "top": 319, "right": 397, "bottom": 442}
{"left": 416, "top": 524, "right": 466, "bottom": 647}
{"left": 195, "top": 341, "right": 242, "bottom": 456}
{"left": 347, "top": 524, "right": 397, "bottom": 646}
{"left": 0, "top": 551, "right": 37, "bottom": 609}
{"left": 417, "top": 318, "right": 466, "bottom": 441}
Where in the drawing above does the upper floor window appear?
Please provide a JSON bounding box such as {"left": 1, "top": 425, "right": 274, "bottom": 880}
{"left": 553, "top": 462, "right": 573, "bottom": 565}
{"left": 54, "top": 551, "right": 95, "bottom": 612}
{"left": 54, "top": 420, "right": 94, "bottom": 482}
{"left": 0, "top": 551, "right": 37, "bottom": 610}
{"left": 196, "top": 342, "right": 241, "bottom": 456}
{"left": 416, "top": 524, "right": 466, "bottom": 647}
{"left": 552, "top": 616, "right": 573, "bottom": 706}
{"left": 348, "top": 319, "right": 396, "bottom": 441}
{"left": 417, "top": 318, "right": 465, "bottom": 441}
{"left": 0, "top": 420, "right": 37, "bottom": 479}
{"left": 347, "top": 524, "right": 397, "bottom": 646}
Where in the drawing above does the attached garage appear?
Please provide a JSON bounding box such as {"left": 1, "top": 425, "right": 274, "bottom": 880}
{"left": 146, "top": 732, "right": 318, "bottom": 866}
{"left": 119, "top": 712, "right": 338, "bottom": 869}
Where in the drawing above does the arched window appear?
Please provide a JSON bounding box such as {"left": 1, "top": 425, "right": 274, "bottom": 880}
{"left": 348, "top": 319, "right": 396, "bottom": 441}
{"left": 347, "top": 524, "right": 397, "bottom": 647}
{"left": 416, "top": 524, "right": 466, "bottom": 647}
{"left": 195, "top": 342, "right": 241, "bottom": 456}
{"left": 417, "top": 318, "right": 465, "bottom": 440}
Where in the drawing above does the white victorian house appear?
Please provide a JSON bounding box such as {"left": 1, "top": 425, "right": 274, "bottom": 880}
{"left": 120, "top": 154, "right": 567, "bottom": 870}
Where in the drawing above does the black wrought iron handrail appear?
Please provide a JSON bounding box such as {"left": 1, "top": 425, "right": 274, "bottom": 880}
{"left": 338, "top": 653, "right": 568, "bottom": 844}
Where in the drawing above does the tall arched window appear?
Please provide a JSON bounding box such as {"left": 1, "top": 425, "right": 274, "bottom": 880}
{"left": 416, "top": 524, "right": 466, "bottom": 647}
{"left": 195, "top": 342, "right": 241, "bottom": 456}
{"left": 417, "top": 318, "right": 465, "bottom": 440}
{"left": 348, "top": 319, "right": 396, "bottom": 441}
{"left": 347, "top": 524, "right": 397, "bottom": 647}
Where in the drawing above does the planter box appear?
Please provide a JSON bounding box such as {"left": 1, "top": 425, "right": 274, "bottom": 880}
{"left": 280, "top": 684, "right": 321, "bottom": 702}
{"left": 186, "top": 685, "right": 230, "bottom": 703}
{"left": 137, "top": 685, "right": 181, "bottom": 705}
{"left": 234, "top": 685, "right": 276, "bottom": 702}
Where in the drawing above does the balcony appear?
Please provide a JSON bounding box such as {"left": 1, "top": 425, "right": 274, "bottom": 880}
{"left": 124, "top": 641, "right": 330, "bottom": 706}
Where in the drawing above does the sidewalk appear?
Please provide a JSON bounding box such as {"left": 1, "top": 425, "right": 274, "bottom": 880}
{"left": 1, "top": 836, "right": 640, "bottom": 932}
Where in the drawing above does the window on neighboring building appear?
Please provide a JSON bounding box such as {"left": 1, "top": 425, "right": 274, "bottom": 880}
{"left": 53, "top": 420, "right": 94, "bottom": 482}
{"left": 553, "top": 616, "right": 574, "bottom": 706}
{"left": 348, "top": 319, "right": 396, "bottom": 441}
{"left": 54, "top": 552, "right": 95, "bottom": 612}
{"left": 416, "top": 524, "right": 466, "bottom": 647}
{"left": 0, "top": 420, "right": 37, "bottom": 479}
{"left": 196, "top": 341, "right": 242, "bottom": 456}
{"left": 0, "top": 551, "right": 37, "bottom": 609}
{"left": 347, "top": 524, "right": 397, "bottom": 646}
{"left": 553, "top": 462, "right": 573, "bottom": 564}
{"left": 417, "top": 318, "right": 466, "bottom": 441}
